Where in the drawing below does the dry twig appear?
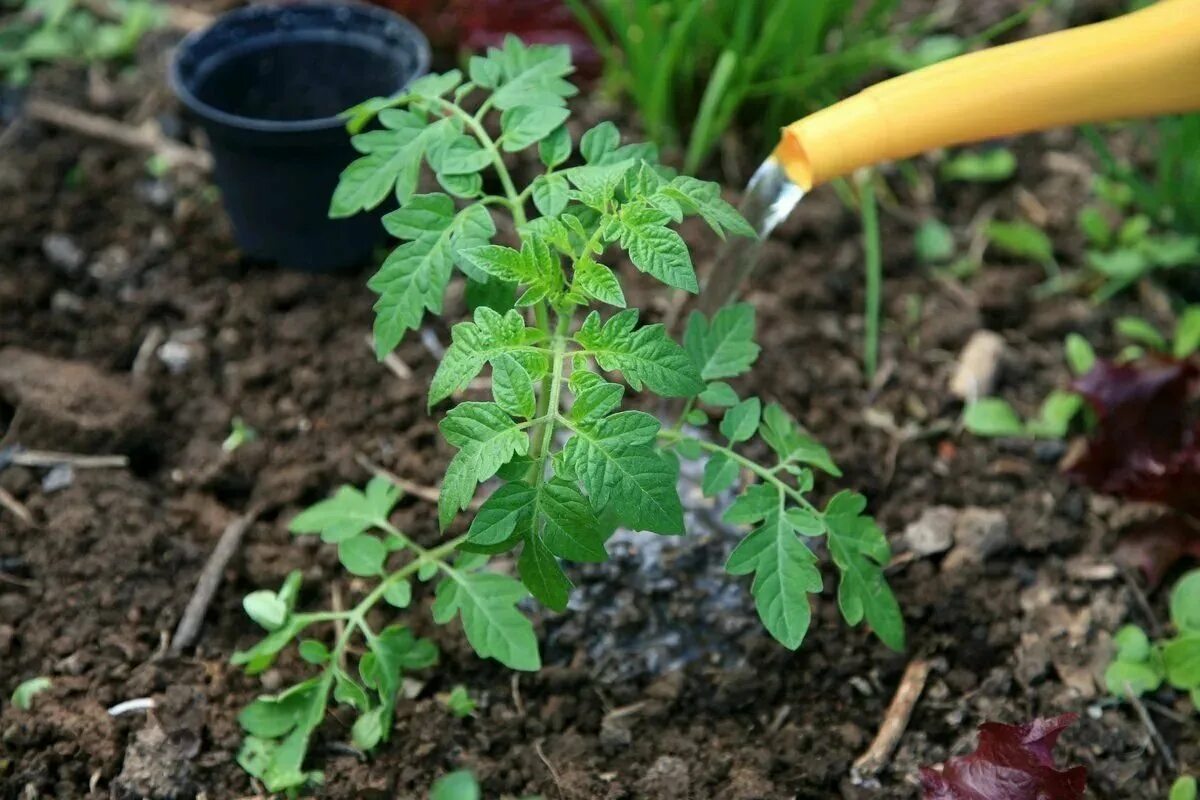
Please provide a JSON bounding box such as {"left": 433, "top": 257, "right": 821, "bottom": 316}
{"left": 1125, "top": 680, "right": 1178, "bottom": 773}
{"left": 24, "top": 98, "right": 212, "bottom": 171}
{"left": 10, "top": 450, "right": 128, "bottom": 469}
{"left": 171, "top": 507, "right": 262, "bottom": 652}
{"left": 365, "top": 334, "right": 413, "bottom": 380}
{"left": 852, "top": 659, "right": 931, "bottom": 777}
{"left": 0, "top": 486, "right": 34, "bottom": 526}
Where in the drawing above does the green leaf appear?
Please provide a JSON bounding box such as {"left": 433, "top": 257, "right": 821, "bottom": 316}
{"left": 231, "top": 617, "right": 309, "bottom": 674}
{"left": 726, "top": 501, "right": 822, "bottom": 649}
{"left": 1176, "top": 308, "right": 1200, "bottom": 358}
{"left": 289, "top": 476, "right": 400, "bottom": 542}
{"left": 490, "top": 36, "right": 576, "bottom": 111}
{"left": 684, "top": 304, "right": 761, "bottom": 381}
{"left": 1113, "top": 625, "right": 1152, "bottom": 662}
{"left": 534, "top": 478, "right": 607, "bottom": 562}
{"left": 351, "top": 707, "right": 385, "bottom": 750}
{"left": 1115, "top": 316, "right": 1167, "bottom": 352}
{"left": 370, "top": 195, "right": 496, "bottom": 355}
{"left": 432, "top": 568, "right": 541, "bottom": 671}
{"left": 1064, "top": 333, "right": 1096, "bottom": 376}
{"left": 1163, "top": 636, "right": 1200, "bottom": 689}
{"left": 408, "top": 70, "right": 463, "bottom": 100}
{"left": 330, "top": 114, "right": 450, "bottom": 217}
{"left": 539, "top": 125, "right": 571, "bottom": 168}
{"left": 491, "top": 353, "right": 536, "bottom": 419}
{"left": 914, "top": 219, "right": 955, "bottom": 263}
{"left": 469, "top": 55, "right": 501, "bottom": 88}
{"left": 244, "top": 590, "right": 288, "bottom": 631}
{"left": 574, "top": 256, "right": 626, "bottom": 308}
{"left": 468, "top": 482, "right": 537, "bottom": 546}
{"left": 428, "top": 135, "right": 491, "bottom": 176}
{"left": 576, "top": 309, "right": 703, "bottom": 397}
{"left": 1105, "top": 659, "right": 1163, "bottom": 698}
{"left": 985, "top": 220, "right": 1054, "bottom": 265}
{"left": 384, "top": 579, "right": 413, "bottom": 609}
{"left": 430, "top": 770, "right": 481, "bottom": 800}
{"left": 1025, "top": 391, "right": 1083, "bottom": 439}
{"left": 441, "top": 685, "right": 477, "bottom": 718}
{"left": 617, "top": 218, "right": 697, "bottom": 292}
{"left": 941, "top": 148, "right": 1017, "bottom": 183}
{"left": 702, "top": 452, "right": 739, "bottom": 496}
{"left": 570, "top": 379, "right": 624, "bottom": 422}
{"left": 1077, "top": 205, "right": 1111, "bottom": 248}
{"left": 1171, "top": 777, "right": 1198, "bottom": 800}
{"left": 660, "top": 176, "right": 756, "bottom": 240}
{"left": 562, "top": 411, "right": 684, "bottom": 534}
{"left": 298, "top": 640, "right": 330, "bottom": 665}
{"left": 580, "top": 121, "right": 620, "bottom": 163}
{"left": 824, "top": 491, "right": 905, "bottom": 651}
{"left": 338, "top": 535, "right": 388, "bottom": 577}
{"left": 11, "top": 677, "right": 51, "bottom": 711}
{"left": 500, "top": 105, "right": 571, "bottom": 152}
{"left": 963, "top": 398, "right": 1025, "bottom": 437}
{"left": 563, "top": 160, "right": 634, "bottom": 208}
{"left": 1172, "top": 570, "right": 1200, "bottom": 633}
{"left": 430, "top": 307, "right": 547, "bottom": 406}
{"left": 531, "top": 174, "right": 569, "bottom": 217}
{"left": 720, "top": 398, "right": 761, "bottom": 443}
{"left": 758, "top": 404, "right": 841, "bottom": 476}
{"left": 723, "top": 484, "right": 777, "bottom": 524}
{"left": 699, "top": 381, "right": 738, "bottom": 407}
{"left": 518, "top": 535, "right": 572, "bottom": 611}
{"left": 438, "top": 402, "right": 530, "bottom": 528}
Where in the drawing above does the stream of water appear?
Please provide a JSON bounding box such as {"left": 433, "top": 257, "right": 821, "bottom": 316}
{"left": 698, "top": 157, "right": 805, "bottom": 314}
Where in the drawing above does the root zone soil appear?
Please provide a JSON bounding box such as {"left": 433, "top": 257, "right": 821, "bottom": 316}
{"left": 1, "top": 38, "right": 1196, "bottom": 800}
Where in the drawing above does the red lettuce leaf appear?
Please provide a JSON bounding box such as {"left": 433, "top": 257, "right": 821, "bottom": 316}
{"left": 1067, "top": 358, "right": 1200, "bottom": 515}
{"left": 920, "top": 714, "right": 1087, "bottom": 800}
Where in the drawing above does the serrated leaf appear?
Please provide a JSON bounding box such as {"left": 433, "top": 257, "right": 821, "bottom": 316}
{"left": 408, "top": 70, "right": 463, "bottom": 100}
{"left": 562, "top": 411, "right": 683, "bottom": 534}
{"left": 438, "top": 402, "right": 530, "bottom": 527}
{"left": 290, "top": 477, "right": 400, "bottom": 542}
{"left": 684, "top": 303, "right": 761, "bottom": 380}
{"left": 428, "top": 135, "right": 491, "bottom": 176}
{"left": 491, "top": 36, "right": 576, "bottom": 111}
{"left": 430, "top": 307, "right": 547, "bottom": 405}
{"left": 758, "top": 403, "right": 841, "bottom": 475}
{"left": 231, "top": 617, "right": 309, "bottom": 674}
{"left": 661, "top": 176, "right": 756, "bottom": 240}
{"left": 432, "top": 568, "right": 541, "bottom": 670}
{"left": 570, "top": 380, "right": 624, "bottom": 422}
{"left": 338, "top": 535, "right": 388, "bottom": 577}
{"left": 574, "top": 256, "right": 625, "bottom": 307}
{"left": 469, "top": 55, "right": 501, "bottom": 88}
{"left": 370, "top": 195, "right": 496, "bottom": 356}
{"left": 702, "top": 452, "right": 739, "bottom": 496}
{"left": 491, "top": 352, "right": 536, "bottom": 418}
{"left": 563, "top": 160, "right": 634, "bottom": 208}
{"left": 532, "top": 173, "right": 569, "bottom": 217}
{"left": 468, "top": 482, "right": 536, "bottom": 546}
{"left": 824, "top": 491, "right": 904, "bottom": 650}
{"left": 720, "top": 398, "right": 761, "bottom": 443}
{"left": 618, "top": 218, "right": 697, "bottom": 292}
{"left": 534, "top": 478, "right": 607, "bottom": 562}
{"left": 519, "top": 535, "right": 572, "bottom": 611}
{"left": 500, "top": 105, "right": 571, "bottom": 152}
{"left": 330, "top": 116, "right": 451, "bottom": 217}
{"left": 576, "top": 309, "right": 703, "bottom": 397}
{"left": 724, "top": 483, "right": 777, "bottom": 524}
{"left": 726, "top": 502, "right": 822, "bottom": 649}
{"left": 539, "top": 124, "right": 571, "bottom": 168}
{"left": 580, "top": 121, "right": 620, "bottom": 163}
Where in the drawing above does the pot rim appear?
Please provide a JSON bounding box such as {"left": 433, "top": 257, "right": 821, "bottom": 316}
{"left": 168, "top": 1, "right": 430, "bottom": 136}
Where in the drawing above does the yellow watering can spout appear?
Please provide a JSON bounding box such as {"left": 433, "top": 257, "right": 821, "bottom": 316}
{"left": 775, "top": 0, "right": 1200, "bottom": 190}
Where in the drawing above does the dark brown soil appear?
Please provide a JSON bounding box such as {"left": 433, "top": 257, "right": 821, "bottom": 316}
{"left": 1, "top": 4, "right": 1196, "bottom": 798}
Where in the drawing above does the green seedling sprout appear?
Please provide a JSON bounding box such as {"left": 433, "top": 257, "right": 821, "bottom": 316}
{"left": 232, "top": 37, "right": 902, "bottom": 793}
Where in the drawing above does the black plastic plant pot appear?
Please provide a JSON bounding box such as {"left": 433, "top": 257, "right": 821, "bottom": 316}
{"left": 169, "top": 2, "right": 429, "bottom": 271}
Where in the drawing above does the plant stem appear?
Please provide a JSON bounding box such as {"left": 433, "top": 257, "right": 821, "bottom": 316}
{"left": 528, "top": 313, "right": 572, "bottom": 482}
{"left": 656, "top": 428, "right": 822, "bottom": 516}
{"left": 859, "top": 172, "right": 882, "bottom": 380}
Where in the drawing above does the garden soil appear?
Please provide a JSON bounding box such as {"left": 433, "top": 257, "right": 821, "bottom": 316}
{"left": 1, "top": 3, "right": 1195, "bottom": 798}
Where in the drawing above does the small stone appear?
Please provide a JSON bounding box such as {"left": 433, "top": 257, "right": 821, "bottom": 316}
{"left": 636, "top": 756, "right": 690, "bottom": 800}
{"left": 88, "top": 244, "right": 134, "bottom": 284}
{"left": 157, "top": 342, "right": 192, "bottom": 374}
{"left": 42, "top": 233, "right": 85, "bottom": 273}
{"left": 41, "top": 464, "right": 74, "bottom": 493}
{"left": 50, "top": 290, "right": 84, "bottom": 315}
{"left": 259, "top": 670, "right": 283, "bottom": 691}
{"left": 599, "top": 717, "right": 632, "bottom": 748}
{"left": 945, "top": 507, "right": 1012, "bottom": 569}
{"left": 949, "top": 330, "right": 1006, "bottom": 401}
{"left": 903, "top": 506, "right": 957, "bottom": 556}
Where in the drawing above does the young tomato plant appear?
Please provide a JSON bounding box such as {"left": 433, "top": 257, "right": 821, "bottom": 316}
{"left": 233, "top": 36, "right": 903, "bottom": 793}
